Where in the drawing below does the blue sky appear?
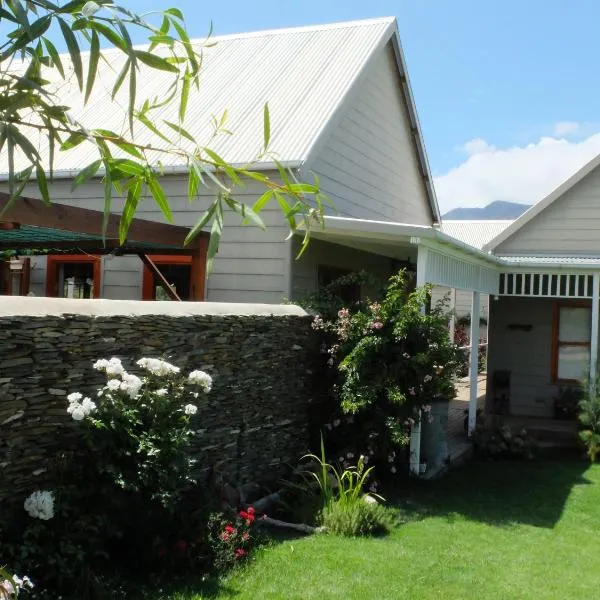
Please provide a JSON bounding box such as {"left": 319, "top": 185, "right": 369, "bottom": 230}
{"left": 56, "top": 1, "right": 600, "bottom": 211}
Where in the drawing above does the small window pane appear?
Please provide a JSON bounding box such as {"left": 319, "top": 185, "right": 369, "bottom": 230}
{"left": 559, "top": 307, "right": 591, "bottom": 342}
{"left": 557, "top": 345, "right": 590, "bottom": 381}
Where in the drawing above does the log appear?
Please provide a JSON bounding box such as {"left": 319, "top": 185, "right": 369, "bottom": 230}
{"left": 257, "top": 516, "right": 326, "bottom": 535}
{"left": 249, "top": 491, "right": 281, "bottom": 514}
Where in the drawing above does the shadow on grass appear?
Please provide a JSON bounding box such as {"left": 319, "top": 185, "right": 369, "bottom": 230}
{"left": 392, "top": 457, "right": 593, "bottom": 529}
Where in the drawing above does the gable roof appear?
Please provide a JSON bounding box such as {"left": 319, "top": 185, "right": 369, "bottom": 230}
{"left": 484, "top": 152, "right": 600, "bottom": 252}
{"left": 440, "top": 220, "right": 513, "bottom": 250}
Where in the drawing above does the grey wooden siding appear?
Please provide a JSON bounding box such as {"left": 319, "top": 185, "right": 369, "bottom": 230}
{"left": 496, "top": 164, "right": 600, "bottom": 255}
{"left": 13, "top": 174, "right": 290, "bottom": 303}
{"left": 487, "top": 296, "right": 569, "bottom": 417}
{"left": 290, "top": 237, "right": 394, "bottom": 302}
{"left": 430, "top": 287, "right": 489, "bottom": 319}
{"left": 309, "top": 43, "right": 432, "bottom": 225}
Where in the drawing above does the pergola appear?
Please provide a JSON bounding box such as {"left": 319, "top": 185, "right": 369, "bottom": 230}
{"left": 0, "top": 192, "right": 209, "bottom": 301}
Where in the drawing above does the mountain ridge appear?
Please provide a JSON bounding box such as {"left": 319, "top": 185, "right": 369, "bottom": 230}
{"left": 443, "top": 200, "right": 529, "bottom": 220}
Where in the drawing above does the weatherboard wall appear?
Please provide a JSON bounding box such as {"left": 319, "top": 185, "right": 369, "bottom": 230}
{"left": 11, "top": 174, "right": 291, "bottom": 304}
{"left": 495, "top": 164, "right": 600, "bottom": 256}
{"left": 309, "top": 43, "right": 432, "bottom": 225}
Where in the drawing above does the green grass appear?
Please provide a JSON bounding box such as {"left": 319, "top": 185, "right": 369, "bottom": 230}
{"left": 159, "top": 460, "right": 600, "bottom": 600}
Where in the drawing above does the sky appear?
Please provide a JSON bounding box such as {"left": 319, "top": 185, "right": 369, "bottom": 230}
{"left": 58, "top": 1, "right": 600, "bottom": 212}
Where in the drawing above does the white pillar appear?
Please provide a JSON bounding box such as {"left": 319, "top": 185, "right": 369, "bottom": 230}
{"left": 449, "top": 288, "right": 456, "bottom": 343}
{"left": 410, "top": 246, "right": 428, "bottom": 476}
{"left": 468, "top": 290, "right": 481, "bottom": 436}
{"left": 590, "top": 274, "right": 600, "bottom": 392}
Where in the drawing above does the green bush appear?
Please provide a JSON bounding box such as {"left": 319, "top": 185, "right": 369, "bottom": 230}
{"left": 320, "top": 499, "right": 390, "bottom": 537}
{"left": 579, "top": 377, "right": 600, "bottom": 461}
{"left": 3, "top": 357, "right": 213, "bottom": 598}
{"left": 310, "top": 271, "right": 461, "bottom": 474}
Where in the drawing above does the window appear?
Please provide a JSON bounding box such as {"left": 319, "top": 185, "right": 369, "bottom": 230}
{"left": 46, "top": 255, "right": 101, "bottom": 299}
{"left": 142, "top": 255, "right": 193, "bottom": 301}
{"left": 553, "top": 304, "right": 592, "bottom": 382}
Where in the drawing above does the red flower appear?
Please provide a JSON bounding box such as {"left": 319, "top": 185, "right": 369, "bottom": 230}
{"left": 241, "top": 532, "right": 250, "bottom": 541}
{"left": 235, "top": 548, "right": 246, "bottom": 559}
{"left": 247, "top": 506, "right": 255, "bottom": 516}
{"left": 220, "top": 532, "right": 230, "bottom": 542}
{"left": 224, "top": 524, "right": 236, "bottom": 534}
{"left": 240, "top": 507, "right": 255, "bottom": 525}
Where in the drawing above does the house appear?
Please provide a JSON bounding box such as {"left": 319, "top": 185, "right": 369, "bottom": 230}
{"left": 482, "top": 155, "right": 600, "bottom": 419}
{"left": 0, "top": 17, "right": 441, "bottom": 304}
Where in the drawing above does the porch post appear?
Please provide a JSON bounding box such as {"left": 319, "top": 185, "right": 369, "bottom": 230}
{"left": 468, "top": 290, "right": 481, "bottom": 436}
{"left": 449, "top": 288, "right": 456, "bottom": 343}
{"left": 410, "top": 246, "right": 428, "bottom": 476}
{"left": 590, "top": 273, "right": 600, "bottom": 391}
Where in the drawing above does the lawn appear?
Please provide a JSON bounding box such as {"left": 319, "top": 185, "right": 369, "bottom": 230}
{"left": 160, "top": 459, "right": 600, "bottom": 600}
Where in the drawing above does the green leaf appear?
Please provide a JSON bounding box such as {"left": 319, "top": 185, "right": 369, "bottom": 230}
{"left": 134, "top": 50, "right": 179, "bottom": 73}
{"left": 85, "top": 29, "right": 100, "bottom": 103}
{"left": 58, "top": 17, "right": 83, "bottom": 90}
{"left": 225, "top": 198, "right": 265, "bottom": 230}
{"left": 60, "top": 132, "right": 87, "bottom": 151}
{"left": 111, "top": 58, "right": 130, "bottom": 98}
{"left": 263, "top": 102, "right": 271, "bottom": 149}
{"left": 72, "top": 159, "right": 102, "bottom": 190}
{"left": 206, "top": 200, "right": 223, "bottom": 267}
{"left": 253, "top": 189, "right": 274, "bottom": 213}
{"left": 185, "top": 203, "right": 215, "bottom": 245}
{"left": 109, "top": 158, "right": 145, "bottom": 176}
{"left": 42, "top": 38, "right": 65, "bottom": 78}
{"left": 89, "top": 21, "right": 127, "bottom": 51}
{"left": 36, "top": 166, "right": 50, "bottom": 205}
{"left": 147, "top": 176, "right": 173, "bottom": 223}
{"left": 165, "top": 7, "right": 184, "bottom": 20}
{"left": 179, "top": 69, "right": 191, "bottom": 122}
{"left": 119, "top": 178, "right": 142, "bottom": 243}
{"left": 164, "top": 120, "right": 195, "bottom": 143}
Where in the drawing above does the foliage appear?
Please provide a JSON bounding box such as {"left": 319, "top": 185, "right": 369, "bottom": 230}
{"left": 554, "top": 385, "right": 582, "bottom": 421}
{"left": 0, "top": 1, "right": 328, "bottom": 264}
{"left": 300, "top": 435, "right": 386, "bottom": 537}
{"left": 578, "top": 377, "right": 600, "bottom": 461}
{"left": 472, "top": 422, "right": 536, "bottom": 460}
{"left": 2, "top": 357, "right": 212, "bottom": 598}
{"left": 312, "top": 271, "right": 461, "bottom": 473}
{"left": 207, "top": 508, "right": 259, "bottom": 572}
{"left": 319, "top": 498, "right": 390, "bottom": 537}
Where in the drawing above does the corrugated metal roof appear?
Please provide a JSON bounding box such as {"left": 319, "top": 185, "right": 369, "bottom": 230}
{"left": 440, "top": 220, "right": 513, "bottom": 250}
{"left": 0, "top": 18, "right": 396, "bottom": 174}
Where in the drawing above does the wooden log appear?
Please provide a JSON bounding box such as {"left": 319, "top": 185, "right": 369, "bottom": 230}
{"left": 257, "top": 516, "right": 326, "bottom": 535}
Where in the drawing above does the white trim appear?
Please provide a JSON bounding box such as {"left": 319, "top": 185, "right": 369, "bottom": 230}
{"left": 591, "top": 274, "right": 600, "bottom": 387}
{"left": 468, "top": 291, "right": 481, "bottom": 436}
{"left": 484, "top": 153, "right": 600, "bottom": 252}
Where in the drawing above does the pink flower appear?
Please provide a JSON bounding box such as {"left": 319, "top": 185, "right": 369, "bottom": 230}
{"left": 370, "top": 321, "right": 383, "bottom": 330}
{"left": 235, "top": 548, "right": 247, "bottom": 559}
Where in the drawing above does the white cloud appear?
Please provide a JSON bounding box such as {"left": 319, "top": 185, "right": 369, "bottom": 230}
{"left": 435, "top": 129, "right": 600, "bottom": 214}
{"left": 553, "top": 121, "right": 580, "bottom": 137}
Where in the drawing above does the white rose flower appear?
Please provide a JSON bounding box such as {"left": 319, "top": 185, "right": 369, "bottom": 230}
{"left": 120, "top": 372, "right": 143, "bottom": 398}
{"left": 93, "top": 359, "right": 109, "bottom": 371}
{"left": 107, "top": 378, "right": 121, "bottom": 391}
{"left": 184, "top": 404, "right": 198, "bottom": 415}
{"left": 137, "top": 357, "right": 180, "bottom": 377}
{"left": 155, "top": 388, "right": 168, "bottom": 397}
{"left": 24, "top": 490, "right": 54, "bottom": 520}
{"left": 71, "top": 407, "right": 86, "bottom": 421}
{"left": 67, "top": 392, "right": 82, "bottom": 403}
{"left": 81, "top": 397, "right": 97, "bottom": 415}
{"left": 187, "top": 370, "right": 212, "bottom": 393}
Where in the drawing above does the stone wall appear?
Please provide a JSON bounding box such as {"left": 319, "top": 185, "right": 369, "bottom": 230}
{"left": 0, "top": 298, "right": 316, "bottom": 502}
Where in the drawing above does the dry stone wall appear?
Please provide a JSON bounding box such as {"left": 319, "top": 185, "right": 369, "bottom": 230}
{"left": 0, "top": 298, "right": 316, "bottom": 503}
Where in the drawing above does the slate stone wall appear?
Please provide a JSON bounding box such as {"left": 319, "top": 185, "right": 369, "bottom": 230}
{"left": 0, "top": 302, "right": 316, "bottom": 503}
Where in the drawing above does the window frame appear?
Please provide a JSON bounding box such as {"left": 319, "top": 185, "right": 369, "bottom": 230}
{"left": 141, "top": 254, "right": 193, "bottom": 301}
{"left": 46, "top": 254, "right": 101, "bottom": 299}
{"left": 551, "top": 300, "right": 592, "bottom": 383}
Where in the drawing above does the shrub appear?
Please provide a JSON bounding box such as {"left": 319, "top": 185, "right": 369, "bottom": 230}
{"left": 207, "top": 508, "right": 259, "bottom": 572}
{"left": 3, "top": 357, "right": 213, "bottom": 597}
{"left": 472, "top": 422, "right": 536, "bottom": 460}
{"left": 320, "top": 498, "right": 390, "bottom": 537}
{"left": 578, "top": 377, "right": 600, "bottom": 461}
{"left": 311, "top": 271, "right": 461, "bottom": 474}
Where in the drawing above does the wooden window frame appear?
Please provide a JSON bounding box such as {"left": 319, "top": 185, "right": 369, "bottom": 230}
{"left": 142, "top": 254, "right": 193, "bottom": 301}
{"left": 551, "top": 300, "right": 592, "bottom": 383}
{"left": 46, "top": 254, "right": 101, "bottom": 299}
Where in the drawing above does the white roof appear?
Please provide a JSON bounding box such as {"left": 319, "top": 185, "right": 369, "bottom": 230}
{"left": 485, "top": 152, "right": 600, "bottom": 251}
{"left": 0, "top": 18, "right": 395, "bottom": 172}
{"left": 440, "top": 220, "right": 513, "bottom": 250}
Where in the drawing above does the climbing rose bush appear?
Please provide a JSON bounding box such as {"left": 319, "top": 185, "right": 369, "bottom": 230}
{"left": 313, "top": 272, "right": 461, "bottom": 473}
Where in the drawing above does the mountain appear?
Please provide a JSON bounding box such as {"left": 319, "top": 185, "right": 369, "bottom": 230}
{"left": 443, "top": 201, "right": 530, "bottom": 220}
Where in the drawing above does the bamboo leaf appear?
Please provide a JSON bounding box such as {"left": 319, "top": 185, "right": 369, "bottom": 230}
{"left": 252, "top": 189, "right": 274, "bottom": 213}
{"left": 164, "top": 120, "right": 195, "bottom": 143}
{"left": 58, "top": 17, "right": 83, "bottom": 89}
{"left": 263, "top": 102, "right": 270, "bottom": 150}
{"left": 134, "top": 50, "right": 179, "bottom": 73}
{"left": 185, "top": 203, "right": 215, "bottom": 245}
{"left": 119, "top": 178, "right": 142, "bottom": 243}
{"left": 36, "top": 166, "right": 50, "bottom": 205}
{"left": 147, "top": 176, "right": 173, "bottom": 223}
{"left": 84, "top": 29, "right": 99, "bottom": 103}
{"left": 42, "top": 38, "right": 65, "bottom": 78}
{"left": 179, "top": 69, "right": 190, "bottom": 122}
{"left": 225, "top": 198, "right": 265, "bottom": 230}
{"left": 72, "top": 159, "right": 102, "bottom": 189}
